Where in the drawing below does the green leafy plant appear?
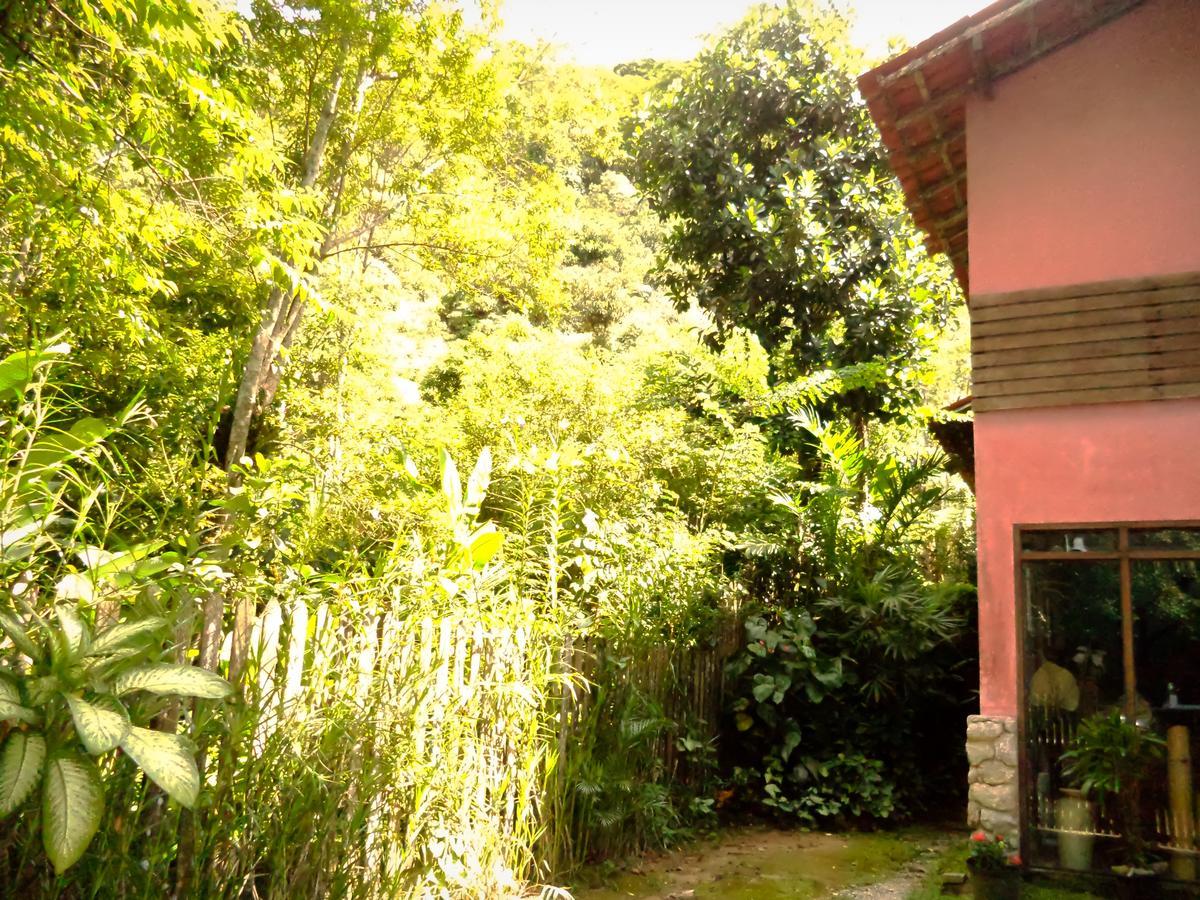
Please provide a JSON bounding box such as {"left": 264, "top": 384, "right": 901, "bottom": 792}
{"left": 967, "top": 830, "right": 1019, "bottom": 871}
{"left": 0, "top": 608, "right": 231, "bottom": 872}
{"left": 725, "top": 411, "right": 970, "bottom": 825}
{"left": 0, "top": 346, "right": 232, "bottom": 873}
{"left": 1061, "top": 711, "right": 1165, "bottom": 866}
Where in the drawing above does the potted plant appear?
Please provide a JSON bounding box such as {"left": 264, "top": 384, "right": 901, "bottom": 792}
{"left": 1061, "top": 710, "right": 1166, "bottom": 899}
{"left": 967, "top": 831, "right": 1021, "bottom": 900}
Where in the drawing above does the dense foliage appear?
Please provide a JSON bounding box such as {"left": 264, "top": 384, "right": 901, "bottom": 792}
{"left": 725, "top": 415, "right": 973, "bottom": 824}
{"left": 626, "top": 2, "right": 956, "bottom": 422}
{"left": 0, "top": 0, "right": 974, "bottom": 896}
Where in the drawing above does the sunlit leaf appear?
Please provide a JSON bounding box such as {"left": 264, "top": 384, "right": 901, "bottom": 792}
{"left": 114, "top": 664, "right": 232, "bottom": 699}
{"left": 466, "top": 447, "right": 492, "bottom": 509}
{"left": 54, "top": 604, "right": 89, "bottom": 658}
{"left": 0, "top": 699, "right": 40, "bottom": 726}
{"left": 66, "top": 695, "right": 130, "bottom": 754}
{"left": 0, "top": 732, "right": 46, "bottom": 815}
{"left": 0, "top": 344, "right": 67, "bottom": 399}
{"left": 467, "top": 526, "right": 503, "bottom": 568}
{"left": 440, "top": 448, "right": 461, "bottom": 514}
{"left": 55, "top": 573, "right": 96, "bottom": 603}
{"left": 119, "top": 727, "right": 199, "bottom": 807}
{"left": 89, "top": 617, "right": 167, "bottom": 656}
{"left": 42, "top": 753, "right": 103, "bottom": 873}
{"left": 0, "top": 609, "right": 39, "bottom": 659}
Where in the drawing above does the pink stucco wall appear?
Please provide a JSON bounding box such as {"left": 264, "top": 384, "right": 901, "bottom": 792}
{"left": 974, "top": 402, "right": 1200, "bottom": 715}
{"left": 967, "top": 0, "right": 1200, "bottom": 295}
{"left": 966, "top": 0, "right": 1200, "bottom": 716}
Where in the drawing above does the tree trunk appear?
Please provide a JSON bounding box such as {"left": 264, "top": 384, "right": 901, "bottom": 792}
{"left": 223, "top": 35, "right": 351, "bottom": 473}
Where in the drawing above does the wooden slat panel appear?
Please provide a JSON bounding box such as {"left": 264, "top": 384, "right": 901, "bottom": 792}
{"left": 979, "top": 365, "right": 1200, "bottom": 397}
{"left": 972, "top": 273, "right": 1200, "bottom": 412}
{"left": 973, "top": 314, "right": 1200, "bottom": 353}
{"left": 972, "top": 296, "right": 1200, "bottom": 337}
{"left": 974, "top": 348, "right": 1200, "bottom": 385}
{"left": 974, "top": 382, "right": 1200, "bottom": 412}
{"left": 973, "top": 331, "right": 1200, "bottom": 368}
{"left": 971, "top": 271, "right": 1200, "bottom": 309}
{"left": 971, "top": 284, "right": 1200, "bottom": 325}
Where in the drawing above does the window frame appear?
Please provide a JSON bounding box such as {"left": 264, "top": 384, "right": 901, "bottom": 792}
{"left": 1014, "top": 521, "right": 1200, "bottom": 869}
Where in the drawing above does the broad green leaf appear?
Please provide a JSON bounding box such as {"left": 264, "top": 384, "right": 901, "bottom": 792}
{"left": 128, "top": 553, "right": 176, "bottom": 581}
{"left": 113, "top": 664, "right": 231, "bottom": 699}
{"left": 83, "top": 541, "right": 166, "bottom": 581}
{"left": 0, "top": 350, "right": 41, "bottom": 398}
{"left": 42, "top": 753, "right": 103, "bottom": 874}
{"left": 66, "top": 695, "right": 130, "bottom": 754}
{"left": 88, "top": 617, "right": 167, "bottom": 656}
{"left": 26, "top": 675, "right": 59, "bottom": 706}
{"left": 735, "top": 712, "right": 754, "bottom": 731}
{"left": 752, "top": 680, "right": 775, "bottom": 702}
{"left": 0, "top": 344, "right": 67, "bottom": 399}
{"left": 54, "top": 605, "right": 89, "bottom": 658}
{"left": 0, "top": 731, "right": 46, "bottom": 815}
{"left": 119, "top": 727, "right": 199, "bottom": 807}
{"left": 465, "top": 447, "right": 492, "bottom": 509}
{"left": 781, "top": 729, "right": 802, "bottom": 761}
{"left": 813, "top": 665, "right": 843, "bottom": 687}
{"left": 467, "top": 527, "right": 503, "bottom": 568}
{"left": 1, "top": 515, "right": 55, "bottom": 561}
{"left": 0, "top": 608, "right": 39, "bottom": 659}
{"left": 440, "top": 449, "right": 461, "bottom": 514}
{"left": 0, "top": 677, "right": 18, "bottom": 705}
{"left": 24, "top": 418, "right": 112, "bottom": 471}
{"left": 0, "top": 699, "right": 39, "bottom": 725}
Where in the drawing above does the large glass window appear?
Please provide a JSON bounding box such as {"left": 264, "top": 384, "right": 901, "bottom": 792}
{"left": 1020, "top": 525, "right": 1200, "bottom": 875}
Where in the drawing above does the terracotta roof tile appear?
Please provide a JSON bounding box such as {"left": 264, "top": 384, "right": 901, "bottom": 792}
{"left": 858, "top": 0, "right": 1146, "bottom": 291}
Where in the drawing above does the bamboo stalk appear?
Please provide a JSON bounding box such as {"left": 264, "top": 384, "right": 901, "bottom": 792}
{"left": 1169, "top": 725, "right": 1196, "bottom": 879}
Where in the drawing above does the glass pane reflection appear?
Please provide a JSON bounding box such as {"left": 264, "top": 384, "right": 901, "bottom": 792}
{"left": 1021, "top": 530, "right": 1119, "bottom": 553}
{"left": 1129, "top": 528, "right": 1200, "bottom": 552}
{"left": 1023, "top": 560, "right": 1122, "bottom": 869}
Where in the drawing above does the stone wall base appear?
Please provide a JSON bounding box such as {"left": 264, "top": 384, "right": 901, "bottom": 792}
{"left": 966, "top": 714, "right": 1019, "bottom": 845}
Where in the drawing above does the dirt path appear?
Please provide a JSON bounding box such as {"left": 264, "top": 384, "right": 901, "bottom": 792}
{"left": 571, "top": 826, "right": 956, "bottom": 900}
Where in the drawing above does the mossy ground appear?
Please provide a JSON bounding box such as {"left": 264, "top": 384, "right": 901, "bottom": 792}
{"left": 572, "top": 826, "right": 947, "bottom": 899}
{"left": 571, "top": 827, "right": 1119, "bottom": 899}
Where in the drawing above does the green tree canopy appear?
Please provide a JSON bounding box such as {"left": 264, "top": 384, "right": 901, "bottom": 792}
{"left": 625, "top": 1, "right": 956, "bottom": 418}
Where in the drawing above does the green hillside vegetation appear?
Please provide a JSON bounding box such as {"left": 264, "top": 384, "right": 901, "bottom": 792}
{"left": 0, "top": 1, "right": 973, "bottom": 896}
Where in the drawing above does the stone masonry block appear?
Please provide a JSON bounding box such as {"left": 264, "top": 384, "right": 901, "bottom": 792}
{"left": 966, "top": 739, "right": 995, "bottom": 765}
{"left": 980, "top": 807, "right": 1020, "bottom": 843}
{"left": 970, "top": 780, "right": 1018, "bottom": 813}
{"left": 995, "top": 731, "right": 1019, "bottom": 767}
{"left": 966, "top": 716, "right": 1004, "bottom": 740}
{"left": 971, "top": 759, "right": 1016, "bottom": 786}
